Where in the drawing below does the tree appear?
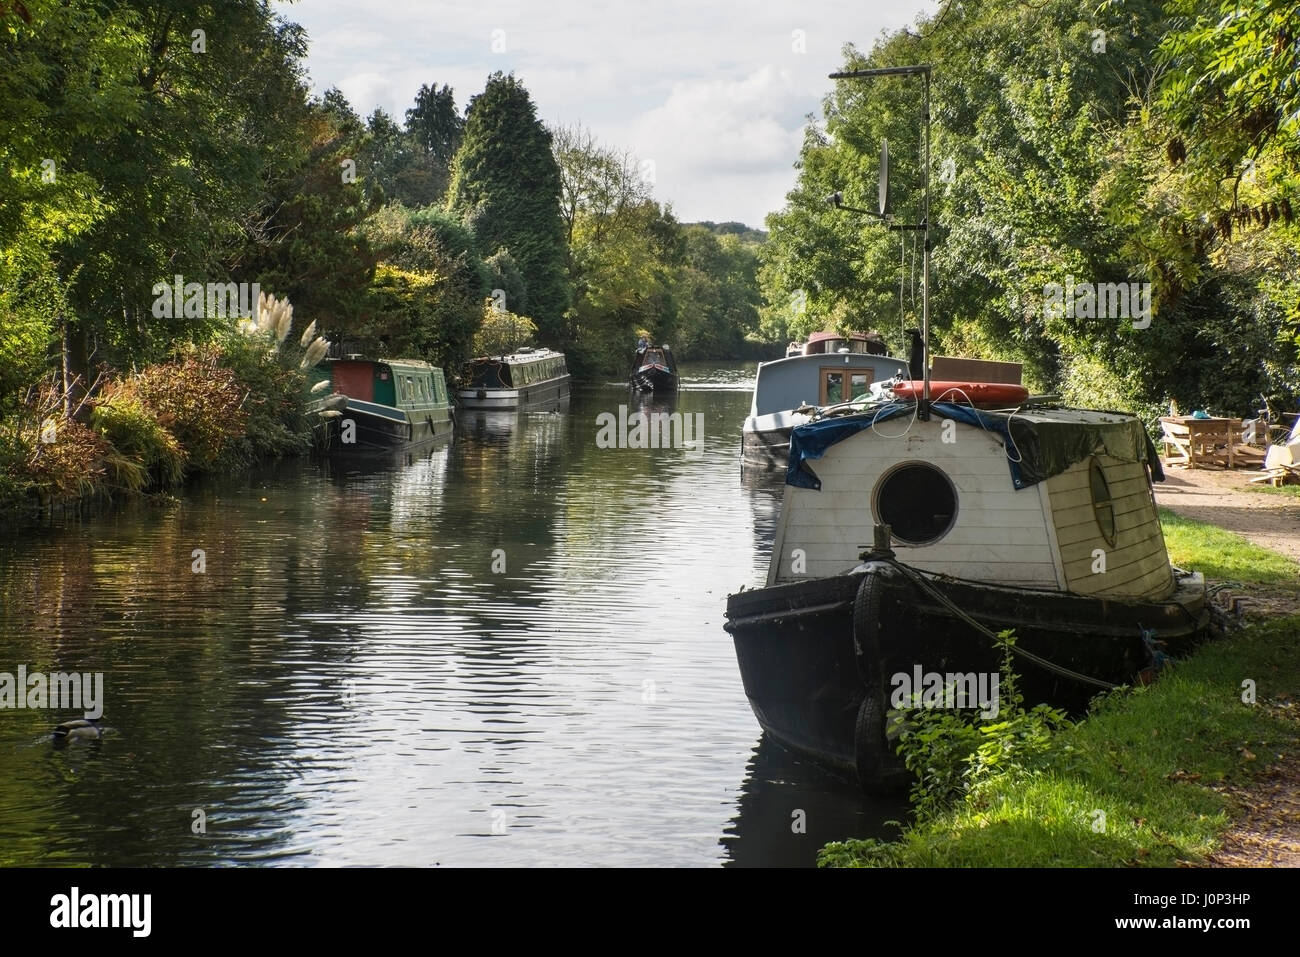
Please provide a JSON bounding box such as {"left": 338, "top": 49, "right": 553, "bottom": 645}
{"left": 446, "top": 73, "right": 570, "bottom": 343}
{"left": 359, "top": 204, "right": 488, "bottom": 370}
{"left": 406, "top": 83, "right": 463, "bottom": 167}
{"left": 235, "top": 88, "right": 379, "bottom": 344}
{"left": 757, "top": 0, "right": 1298, "bottom": 417}
{"left": 48, "top": 0, "right": 311, "bottom": 405}
{"left": 361, "top": 107, "right": 444, "bottom": 207}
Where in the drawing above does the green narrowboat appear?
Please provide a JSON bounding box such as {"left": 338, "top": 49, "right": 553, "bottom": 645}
{"left": 310, "top": 357, "right": 454, "bottom": 453}
{"left": 458, "top": 347, "right": 571, "bottom": 411}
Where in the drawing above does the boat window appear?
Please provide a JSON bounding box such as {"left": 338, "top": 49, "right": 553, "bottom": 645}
{"left": 1089, "top": 458, "right": 1116, "bottom": 546}
{"left": 874, "top": 463, "right": 958, "bottom": 546}
{"left": 819, "top": 367, "right": 871, "bottom": 405}
{"left": 823, "top": 371, "right": 843, "bottom": 404}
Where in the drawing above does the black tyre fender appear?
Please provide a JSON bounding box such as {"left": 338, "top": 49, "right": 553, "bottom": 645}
{"left": 852, "top": 569, "right": 909, "bottom": 793}
{"left": 851, "top": 569, "right": 885, "bottom": 688}
{"left": 854, "top": 691, "right": 907, "bottom": 794}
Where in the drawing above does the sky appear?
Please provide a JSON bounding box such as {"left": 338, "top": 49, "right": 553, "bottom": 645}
{"left": 272, "top": 0, "right": 938, "bottom": 229}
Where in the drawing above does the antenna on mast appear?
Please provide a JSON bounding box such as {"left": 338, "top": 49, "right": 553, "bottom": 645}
{"left": 826, "top": 63, "right": 932, "bottom": 420}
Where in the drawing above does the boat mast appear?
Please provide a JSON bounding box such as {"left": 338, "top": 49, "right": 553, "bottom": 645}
{"left": 827, "top": 63, "right": 932, "bottom": 420}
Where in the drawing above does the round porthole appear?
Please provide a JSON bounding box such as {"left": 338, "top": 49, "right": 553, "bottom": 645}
{"left": 1089, "top": 457, "right": 1116, "bottom": 547}
{"left": 874, "top": 462, "right": 958, "bottom": 545}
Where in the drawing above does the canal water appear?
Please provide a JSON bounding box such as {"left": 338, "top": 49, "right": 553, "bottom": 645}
{"left": 0, "top": 362, "right": 904, "bottom": 867}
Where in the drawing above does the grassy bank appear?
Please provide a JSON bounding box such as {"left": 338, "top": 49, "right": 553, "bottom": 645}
{"left": 1159, "top": 507, "right": 1300, "bottom": 584}
{"left": 1246, "top": 484, "right": 1300, "bottom": 501}
{"left": 820, "top": 513, "right": 1300, "bottom": 868}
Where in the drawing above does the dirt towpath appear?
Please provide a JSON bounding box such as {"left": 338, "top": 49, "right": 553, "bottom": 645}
{"left": 1154, "top": 466, "right": 1300, "bottom": 565}
{"left": 1154, "top": 464, "right": 1300, "bottom": 868}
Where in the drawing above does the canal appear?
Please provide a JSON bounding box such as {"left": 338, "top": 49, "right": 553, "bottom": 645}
{"left": 0, "top": 362, "right": 904, "bottom": 866}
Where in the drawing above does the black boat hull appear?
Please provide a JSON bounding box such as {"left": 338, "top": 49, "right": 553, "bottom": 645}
{"left": 631, "top": 366, "right": 678, "bottom": 393}
{"left": 321, "top": 400, "right": 453, "bottom": 455}
{"left": 724, "top": 560, "right": 1209, "bottom": 789}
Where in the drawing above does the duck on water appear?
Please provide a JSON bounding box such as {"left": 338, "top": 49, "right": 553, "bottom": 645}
{"left": 52, "top": 718, "right": 104, "bottom": 745}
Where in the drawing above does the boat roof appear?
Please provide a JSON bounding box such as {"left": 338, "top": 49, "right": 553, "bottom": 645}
{"left": 330, "top": 356, "right": 439, "bottom": 372}
{"left": 758, "top": 352, "right": 907, "bottom": 372}
{"left": 787, "top": 400, "right": 1161, "bottom": 492}
{"left": 470, "top": 348, "right": 566, "bottom": 364}
{"left": 806, "top": 330, "right": 880, "bottom": 343}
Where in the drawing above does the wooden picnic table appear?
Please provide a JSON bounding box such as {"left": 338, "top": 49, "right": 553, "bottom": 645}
{"left": 1159, "top": 415, "right": 1243, "bottom": 469}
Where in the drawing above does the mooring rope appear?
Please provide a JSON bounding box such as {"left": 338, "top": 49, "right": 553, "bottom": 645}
{"left": 877, "top": 557, "right": 1123, "bottom": 691}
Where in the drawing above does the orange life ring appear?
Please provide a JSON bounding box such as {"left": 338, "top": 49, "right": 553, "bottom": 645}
{"left": 889, "top": 380, "right": 1029, "bottom": 405}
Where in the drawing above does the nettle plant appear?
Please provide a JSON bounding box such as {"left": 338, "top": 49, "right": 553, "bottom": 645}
{"left": 890, "top": 630, "right": 1074, "bottom": 822}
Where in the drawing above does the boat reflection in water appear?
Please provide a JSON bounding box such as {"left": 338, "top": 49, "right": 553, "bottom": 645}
{"left": 719, "top": 735, "right": 907, "bottom": 868}
{"left": 626, "top": 388, "right": 678, "bottom": 419}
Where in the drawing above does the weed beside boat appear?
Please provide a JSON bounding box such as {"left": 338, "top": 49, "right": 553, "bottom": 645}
{"left": 820, "top": 612, "right": 1300, "bottom": 868}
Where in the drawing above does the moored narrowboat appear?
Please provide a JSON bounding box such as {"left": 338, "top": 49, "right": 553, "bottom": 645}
{"left": 741, "top": 346, "right": 910, "bottom": 470}
{"left": 310, "top": 357, "right": 453, "bottom": 453}
{"left": 459, "top": 347, "right": 570, "bottom": 412}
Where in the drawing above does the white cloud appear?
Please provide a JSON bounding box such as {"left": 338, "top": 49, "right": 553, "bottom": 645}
{"left": 274, "top": 0, "right": 936, "bottom": 226}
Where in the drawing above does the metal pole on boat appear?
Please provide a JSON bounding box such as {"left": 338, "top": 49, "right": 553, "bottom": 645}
{"left": 827, "top": 63, "right": 933, "bottom": 420}
{"left": 921, "top": 67, "right": 931, "bottom": 421}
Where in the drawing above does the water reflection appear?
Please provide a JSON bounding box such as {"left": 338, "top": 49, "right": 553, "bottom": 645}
{"left": 0, "top": 362, "right": 902, "bottom": 866}
{"left": 720, "top": 735, "right": 907, "bottom": 868}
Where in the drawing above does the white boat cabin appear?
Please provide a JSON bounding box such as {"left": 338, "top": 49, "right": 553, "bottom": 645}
{"left": 769, "top": 405, "right": 1175, "bottom": 602}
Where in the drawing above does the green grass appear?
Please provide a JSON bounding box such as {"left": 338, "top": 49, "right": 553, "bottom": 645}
{"left": 1159, "top": 507, "right": 1300, "bottom": 584}
{"left": 820, "top": 615, "right": 1300, "bottom": 867}
{"left": 1245, "top": 483, "right": 1300, "bottom": 500}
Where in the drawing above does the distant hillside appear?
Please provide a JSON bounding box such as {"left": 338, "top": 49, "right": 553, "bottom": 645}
{"left": 684, "top": 221, "right": 768, "bottom": 244}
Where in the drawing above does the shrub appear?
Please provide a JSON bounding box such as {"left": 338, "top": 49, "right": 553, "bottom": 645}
{"left": 209, "top": 335, "right": 312, "bottom": 464}
{"left": 472, "top": 300, "right": 537, "bottom": 356}
{"left": 90, "top": 389, "right": 186, "bottom": 490}
{"left": 114, "top": 352, "right": 249, "bottom": 473}
{"left": 19, "top": 413, "right": 114, "bottom": 501}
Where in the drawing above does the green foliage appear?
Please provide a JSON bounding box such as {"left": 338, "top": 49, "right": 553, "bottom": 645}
{"left": 89, "top": 390, "right": 186, "bottom": 490}
{"left": 361, "top": 264, "right": 479, "bottom": 372}
{"left": 209, "top": 335, "right": 313, "bottom": 465}
{"left": 236, "top": 88, "right": 379, "bottom": 341}
{"left": 762, "top": 0, "right": 1298, "bottom": 417}
{"left": 0, "top": 259, "right": 62, "bottom": 412}
{"left": 359, "top": 204, "right": 487, "bottom": 370}
{"left": 821, "top": 614, "right": 1300, "bottom": 868}
{"left": 447, "top": 73, "right": 571, "bottom": 343}
{"left": 473, "top": 301, "right": 537, "bottom": 357}
{"left": 551, "top": 123, "right": 765, "bottom": 374}
{"left": 484, "top": 248, "right": 528, "bottom": 316}
{"left": 406, "top": 83, "right": 464, "bottom": 168}
{"left": 670, "top": 229, "right": 762, "bottom": 359}
{"left": 1156, "top": 0, "right": 1300, "bottom": 199}
{"left": 54, "top": 2, "right": 312, "bottom": 373}
{"left": 889, "top": 631, "right": 1074, "bottom": 823}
